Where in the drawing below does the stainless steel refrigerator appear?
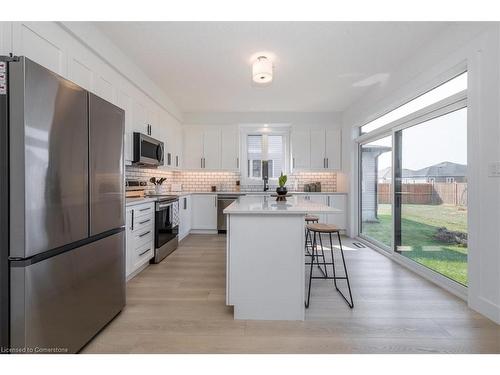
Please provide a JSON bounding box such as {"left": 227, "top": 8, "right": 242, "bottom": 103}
{"left": 0, "top": 56, "right": 126, "bottom": 353}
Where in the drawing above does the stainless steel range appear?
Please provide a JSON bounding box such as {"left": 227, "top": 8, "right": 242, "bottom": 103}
{"left": 151, "top": 195, "right": 179, "bottom": 263}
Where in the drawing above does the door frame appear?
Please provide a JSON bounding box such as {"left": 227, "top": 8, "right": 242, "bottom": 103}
{"left": 355, "top": 84, "right": 468, "bottom": 299}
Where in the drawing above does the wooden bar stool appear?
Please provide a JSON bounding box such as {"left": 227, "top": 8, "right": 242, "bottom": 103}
{"left": 304, "top": 215, "right": 319, "bottom": 256}
{"left": 304, "top": 214, "right": 328, "bottom": 277}
{"left": 305, "top": 223, "right": 354, "bottom": 309}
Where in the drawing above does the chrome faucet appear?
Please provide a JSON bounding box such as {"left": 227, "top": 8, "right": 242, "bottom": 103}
{"left": 262, "top": 160, "right": 269, "bottom": 192}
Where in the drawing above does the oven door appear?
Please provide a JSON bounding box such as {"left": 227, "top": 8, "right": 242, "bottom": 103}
{"left": 155, "top": 202, "right": 179, "bottom": 249}
{"left": 133, "top": 132, "right": 164, "bottom": 166}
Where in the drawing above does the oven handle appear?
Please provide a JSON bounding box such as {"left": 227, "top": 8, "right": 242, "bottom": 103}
{"left": 156, "top": 201, "right": 178, "bottom": 211}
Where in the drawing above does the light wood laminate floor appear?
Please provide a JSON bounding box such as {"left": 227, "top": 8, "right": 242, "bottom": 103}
{"left": 82, "top": 234, "right": 500, "bottom": 354}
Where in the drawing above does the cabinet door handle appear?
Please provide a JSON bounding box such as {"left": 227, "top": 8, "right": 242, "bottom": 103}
{"left": 236, "top": 157, "right": 239, "bottom": 169}
{"left": 204, "top": 158, "right": 206, "bottom": 168}
{"left": 139, "top": 248, "right": 150, "bottom": 257}
{"left": 139, "top": 219, "right": 150, "bottom": 225}
{"left": 176, "top": 155, "right": 179, "bottom": 167}
{"left": 139, "top": 230, "right": 151, "bottom": 238}
{"left": 326, "top": 158, "right": 329, "bottom": 168}
{"left": 131, "top": 209, "right": 134, "bottom": 230}
{"left": 184, "top": 197, "right": 187, "bottom": 209}
{"left": 201, "top": 158, "right": 203, "bottom": 168}
{"left": 139, "top": 207, "right": 150, "bottom": 212}
{"left": 215, "top": 196, "right": 217, "bottom": 207}
{"left": 293, "top": 158, "right": 295, "bottom": 169}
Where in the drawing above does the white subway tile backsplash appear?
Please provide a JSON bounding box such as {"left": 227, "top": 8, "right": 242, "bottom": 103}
{"left": 126, "top": 166, "right": 338, "bottom": 192}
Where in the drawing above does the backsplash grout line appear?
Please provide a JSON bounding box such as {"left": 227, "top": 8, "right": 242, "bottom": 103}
{"left": 126, "top": 166, "right": 340, "bottom": 193}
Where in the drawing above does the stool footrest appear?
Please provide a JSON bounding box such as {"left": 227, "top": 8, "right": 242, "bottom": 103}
{"left": 310, "top": 276, "right": 348, "bottom": 280}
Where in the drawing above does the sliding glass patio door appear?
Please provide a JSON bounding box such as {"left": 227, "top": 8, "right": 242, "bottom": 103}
{"left": 394, "top": 108, "right": 468, "bottom": 285}
{"left": 359, "top": 135, "right": 393, "bottom": 250}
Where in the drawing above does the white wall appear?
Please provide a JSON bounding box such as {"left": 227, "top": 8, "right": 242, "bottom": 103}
{"left": 343, "top": 23, "right": 500, "bottom": 324}
{"left": 0, "top": 21, "right": 183, "bottom": 166}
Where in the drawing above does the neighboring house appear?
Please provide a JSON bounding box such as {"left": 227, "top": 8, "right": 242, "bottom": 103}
{"left": 408, "top": 161, "right": 467, "bottom": 183}
{"left": 377, "top": 162, "right": 467, "bottom": 183}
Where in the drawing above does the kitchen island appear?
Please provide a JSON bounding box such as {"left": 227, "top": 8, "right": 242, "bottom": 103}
{"left": 224, "top": 195, "right": 339, "bottom": 320}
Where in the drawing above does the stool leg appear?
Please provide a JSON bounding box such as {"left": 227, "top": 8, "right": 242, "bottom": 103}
{"left": 318, "top": 232, "right": 328, "bottom": 277}
{"left": 305, "top": 227, "right": 312, "bottom": 256}
{"left": 305, "top": 231, "right": 317, "bottom": 308}
{"left": 337, "top": 232, "right": 354, "bottom": 308}
{"left": 304, "top": 227, "right": 309, "bottom": 255}
{"left": 329, "top": 232, "right": 338, "bottom": 290}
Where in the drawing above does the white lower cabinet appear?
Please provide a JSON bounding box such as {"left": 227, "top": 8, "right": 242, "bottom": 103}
{"left": 326, "top": 195, "right": 347, "bottom": 230}
{"left": 179, "top": 195, "right": 192, "bottom": 240}
{"left": 191, "top": 194, "right": 218, "bottom": 230}
{"left": 303, "top": 194, "right": 347, "bottom": 231}
{"left": 305, "top": 195, "right": 328, "bottom": 223}
{"left": 126, "top": 202, "right": 155, "bottom": 279}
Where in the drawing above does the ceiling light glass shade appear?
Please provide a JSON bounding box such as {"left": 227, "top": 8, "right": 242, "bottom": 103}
{"left": 252, "top": 56, "right": 273, "bottom": 83}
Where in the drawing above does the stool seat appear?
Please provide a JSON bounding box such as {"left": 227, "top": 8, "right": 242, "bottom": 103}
{"left": 306, "top": 223, "right": 339, "bottom": 233}
{"left": 305, "top": 215, "right": 319, "bottom": 222}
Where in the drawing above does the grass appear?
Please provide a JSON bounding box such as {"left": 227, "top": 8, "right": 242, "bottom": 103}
{"left": 362, "top": 204, "right": 468, "bottom": 286}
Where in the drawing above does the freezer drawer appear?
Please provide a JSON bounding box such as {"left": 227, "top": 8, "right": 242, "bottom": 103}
{"left": 10, "top": 231, "right": 125, "bottom": 353}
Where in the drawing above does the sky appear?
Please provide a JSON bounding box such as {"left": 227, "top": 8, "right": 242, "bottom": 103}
{"left": 366, "top": 107, "right": 467, "bottom": 171}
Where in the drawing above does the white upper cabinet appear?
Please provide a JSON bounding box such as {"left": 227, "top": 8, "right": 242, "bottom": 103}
{"left": 183, "top": 127, "right": 222, "bottom": 170}
{"left": 325, "top": 129, "right": 341, "bottom": 170}
{"left": 291, "top": 129, "right": 310, "bottom": 170}
{"left": 183, "top": 127, "right": 205, "bottom": 169}
{"left": 203, "top": 129, "right": 221, "bottom": 169}
{"left": 221, "top": 127, "right": 239, "bottom": 170}
{"left": 163, "top": 121, "right": 182, "bottom": 169}
{"left": 132, "top": 100, "right": 147, "bottom": 134}
{"left": 6, "top": 21, "right": 183, "bottom": 171}
{"left": 116, "top": 90, "right": 133, "bottom": 164}
{"left": 146, "top": 107, "right": 160, "bottom": 138}
{"left": 310, "top": 129, "right": 326, "bottom": 169}
{"left": 174, "top": 125, "right": 182, "bottom": 168}
{"left": 291, "top": 127, "right": 342, "bottom": 171}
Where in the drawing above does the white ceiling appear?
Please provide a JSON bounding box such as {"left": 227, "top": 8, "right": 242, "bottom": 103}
{"left": 94, "top": 22, "right": 452, "bottom": 113}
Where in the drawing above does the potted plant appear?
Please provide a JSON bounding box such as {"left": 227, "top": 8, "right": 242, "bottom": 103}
{"left": 276, "top": 172, "right": 288, "bottom": 196}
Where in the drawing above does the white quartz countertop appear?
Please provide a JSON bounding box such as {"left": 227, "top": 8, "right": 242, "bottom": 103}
{"left": 223, "top": 195, "right": 340, "bottom": 215}
{"left": 126, "top": 191, "right": 347, "bottom": 206}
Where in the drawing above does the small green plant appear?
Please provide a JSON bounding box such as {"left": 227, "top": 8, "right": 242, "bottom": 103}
{"left": 278, "top": 172, "right": 287, "bottom": 188}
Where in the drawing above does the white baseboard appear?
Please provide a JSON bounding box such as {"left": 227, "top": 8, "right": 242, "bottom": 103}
{"left": 469, "top": 295, "right": 500, "bottom": 324}
{"left": 126, "top": 261, "right": 149, "bottom": 282}
{"left": 190, "top": 229, "right": 218, "bottom": 234}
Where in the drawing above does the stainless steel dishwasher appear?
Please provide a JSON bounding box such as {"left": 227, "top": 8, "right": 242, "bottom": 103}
{"left": 217, "top": 195, "right": 241, "bottom": 233}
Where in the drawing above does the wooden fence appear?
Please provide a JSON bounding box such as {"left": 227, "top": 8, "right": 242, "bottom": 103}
{"left": 378, "top": 182, "right": 467, "bottom": 206}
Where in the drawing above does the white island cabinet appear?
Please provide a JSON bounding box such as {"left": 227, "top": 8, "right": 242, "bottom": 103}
{"left": 224, "top": 195, "right": 338, "bottom": 321}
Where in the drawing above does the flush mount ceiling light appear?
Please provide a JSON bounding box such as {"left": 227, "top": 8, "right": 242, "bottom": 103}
{"left": 252, "top": 56, "right": 273, "bottom": 84}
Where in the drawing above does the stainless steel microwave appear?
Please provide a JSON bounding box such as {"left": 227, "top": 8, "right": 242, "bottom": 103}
{"left": 133, "top": 132, "right": 164, "bottom": 167}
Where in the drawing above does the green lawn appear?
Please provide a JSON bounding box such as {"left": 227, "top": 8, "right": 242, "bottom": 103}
{"left": 362, "top": 204, "right": 468, "bottom": 285}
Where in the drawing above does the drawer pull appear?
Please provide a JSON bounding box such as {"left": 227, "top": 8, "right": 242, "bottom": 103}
{"left": 139, "top": 230, "right": 151, "bottom": 238}
{"left": 139, "top": 248, "right": 150, "bottom": 257}
{"left": 139, "top": 207, "right": 150, "bottom": 212}
{"left": 139, "top": 219, "right": 151, "bottom": 225}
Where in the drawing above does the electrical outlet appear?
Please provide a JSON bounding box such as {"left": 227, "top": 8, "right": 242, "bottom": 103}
{"left": 488, "top": 162, "right": 500, "bottom": 177}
